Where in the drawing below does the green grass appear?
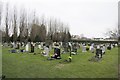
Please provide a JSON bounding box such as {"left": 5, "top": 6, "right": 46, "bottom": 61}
{"left": 2, "top": 46, "right": 118, "bottom": 78}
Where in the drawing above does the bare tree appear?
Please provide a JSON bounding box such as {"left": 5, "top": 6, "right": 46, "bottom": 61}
{"left": 19, "top": 8, "right": 28, "bottom": 42}
{"left": 5, "top": 3, "right": 9, "bottom": 42}
{"left": 118, "top": 25, "right": 120, "bottom": 41}
{"left": 40, "top": 24, "right": 46, "bottom": 42}
{"left": 0, "top": 2, "right": 2, "bottom": 26}
{"left": 30, "top": 24, "right": 37, "bottom": 42}
{"left": 30, "top": 11, "right": 37, "bottom": 42}
{"left": 105, "top": 27, "right": 118, "bottom": 40}
{"left": 47, "top": 18, "right": 71, "bottom": 42}
{"left": 52, "top": 19, "right": 59, "bottom": 42}
{"left": 47, "top": 18, "right": 54, "bottom": 40}
{"left": 13, "top": 7, "right": 18, "bottom": 43}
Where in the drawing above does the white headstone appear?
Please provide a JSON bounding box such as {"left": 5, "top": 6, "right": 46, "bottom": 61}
{"left": 115, "top": 43, "right": 118, "bottom": 47}
{"left": 90, "top": 45, "right": 94, "bottom": 52}
{"left": 49, "top": 45, "right": 52, "bottom": 51}
{"left": 25, "top": 43, "right": 29, "bottom": 52}
{"left": 13, "top": 42, "right": 16, "bottom": 48}
{"left": 38, "top": 44, "right": 41, "bottom": 49}
{"left": 102, "top": 46, "right": 106, "bottom": 53}
{"left": 111, "top": 44, "right": 113, "bottom": 48}
{"left": 82, "top": 44, "right": 86, "bottom": 52}
{"left": 69, "top": 42, "right": 72, "bottom": 50}
{"left": 97, "top": 45, "right": 100, "bottom": 49}
{"left": 44, "top": 46, "right": 49, "bottom": 56}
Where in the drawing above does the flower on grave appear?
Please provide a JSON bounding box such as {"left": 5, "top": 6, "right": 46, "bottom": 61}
{"left": 50, "top": 54, "right": 53, "bottom": 57}
{"left": 68, "top": 56, "right": 72, "bottom": 59}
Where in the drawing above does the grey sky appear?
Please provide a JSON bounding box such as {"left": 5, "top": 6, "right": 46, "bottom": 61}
{"left": 1, "top": 0, "right": 119, "bottom": 38}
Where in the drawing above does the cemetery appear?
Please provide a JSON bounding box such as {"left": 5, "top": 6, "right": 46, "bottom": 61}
{"left": 0, "top": 0, "right": 119, "bottom": 79}
{"left": 2, "top": 41, "right": 118, "bottom": 78}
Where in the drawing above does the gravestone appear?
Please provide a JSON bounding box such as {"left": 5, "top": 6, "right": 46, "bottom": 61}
{"left": 63, "top": 42, "right": 69, "bottom": 52}
{"left": 10, "top": 42, "right": 13, "bottom": 48}
{"left": 25, "top": 43, "right": 29, "bottom": 52}
{"left": 43, "top": 46, "right": 49, "bottom": 56}
{"left": 11, "top": 42, "right": 14, "bottom": 48}
{"left": 101, "top": 45, "right": 106, "bottom": 54}
{"left": 107, "top": 44, "right": 111, "bottom": 50}
{"left": 15, "top": 42, "right": 20, "bottom": 49}
{"left": 13, "top": 42, "right": 16, "bottom": 49}
{"left": 82, "top": 43, "right": 86, "bottom": 52}
{"left": 38, "top": 44, "right": 42, "bottom": 49}
{"left": 4, "top": 43, "right": 8, "bottom": 47}
{"left": 111, "top": 44, "right": 113, "bottom": 48}
{"left": 115, "top": 43, "right": 118, "bottom": 47}
{"left": 86, "top": 45, "right": 89, "bottom": 51}
{"left": 51, "top": 44, "right": 61, "bottom": 59}
{"left": 90, "top": 43, "right": 94, "bottom": 53}
{"left": 71, "top": 43, "right": 77, "bottom": 54}
{"left": 31, "top": 42, "right": 35, "bottom": 53}
{"left": 112, "top": 44, "right": 115, "bottom": 47}
{"left": 95, "top": 45, "right": 102, "bottom": 58}
{"left": 49, "top": 45, "right": 52, "bottom": 51}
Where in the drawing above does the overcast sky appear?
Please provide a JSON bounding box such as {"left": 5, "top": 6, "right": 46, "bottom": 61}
{"left": 1, "top": 0, "right": 119, "bottom": 38}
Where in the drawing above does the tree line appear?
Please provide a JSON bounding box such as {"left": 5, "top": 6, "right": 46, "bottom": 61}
{"left": 0, "top": 3, "right": 71, "bottom": 43}
{"left": 0, "top": 2, "right": 119, "bottom": 44}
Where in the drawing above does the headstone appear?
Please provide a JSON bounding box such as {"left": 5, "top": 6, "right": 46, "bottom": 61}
{"left": 4, "top": 43, "right": 8, "bottom": 47}
{"left": 51, "top": 44, "right": 61, "bottom": 59}
{"left": 49, "top": 45, "right": 52, "bottom": 51}
{"left": 86, "top": 45, "right": 89, "bottom": 51}
{"left": 43, "top": 44, "right": 46, "bottom": 50}
{"left": 68, "top": 42, "right": 72, "bottom": 49}
{"left": 82, "top": 44, "right": 86, "bottom": 52}
{"left": 62, "top": 42, "right": 68, "bottom": 52}
{"left": 97, "top": 45, "right": 100, "bottom": 49}
{"left": 16, "top": 42, "right": 20, "bottom": 49}
{"left": 90, "top": 44, "right": 94, "bottom": 53}
{"left": 60, "top": 42, "right": 63, "bottom": 47}
{"left": 38, "top": 44, "right": 41, "bottom": 49}
{"left": 78, "top": 43, "right": 81, "bottom": 49}
{"left": 111, "top": 44, "right": 113, "bottom": 48}
{"left": 31, "top": 42, "right": 35, "bottom": 53}
{"left": 44, "top": 46, "right": 49, "bottom": 56}
{"left": 13, "top": 42, "right": 16, "bottom": 49}
{"left": 22, "top": 42, "right": 25, "bottom": 47}
{"left": 10, "top": 42, "right": 13, "bottom": 48}
{"left": 101, "top": 45, "right": 106, "bottom": 54}
{"left": 107, "top": 44, "right": 111, "bottom": 50}
{"left": 115, "top": 43, "right": 118, "bottom": 47}
{"left": 72, "top": 43, "right": 77, "bottom": 53}
{"left": 112, "top": 44, "right": 115, "bottom": 47}
{"left": 95, "top": 45, "right": 102, "bottom": 58}
{"left": 25, "top": 43, "right": 29, "bottom": 52}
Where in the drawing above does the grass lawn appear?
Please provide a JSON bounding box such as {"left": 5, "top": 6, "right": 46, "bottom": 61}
{"left": 2, "top": 46, "right": 118, "bottom": 78}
